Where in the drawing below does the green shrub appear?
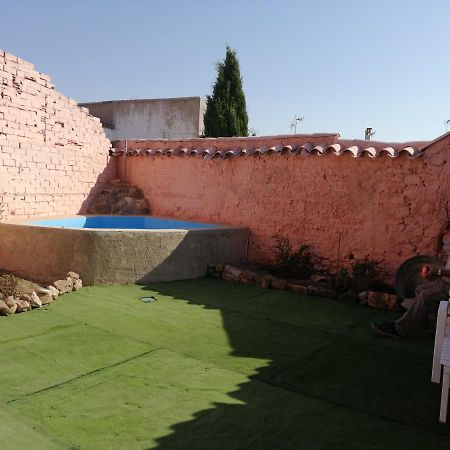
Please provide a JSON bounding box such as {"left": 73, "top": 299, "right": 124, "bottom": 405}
{"left": 335, "top": 268, "right": 352, "bottom": 293}
{"left": 351, "top": 259, "right": 381, "bottom": 292}
{"left": 271, "top": 234, "right": 315, "bottom": 278}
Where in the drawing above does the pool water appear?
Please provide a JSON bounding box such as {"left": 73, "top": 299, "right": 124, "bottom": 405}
{"left": 26, "top": 215, "right": 221, "bottom": 230}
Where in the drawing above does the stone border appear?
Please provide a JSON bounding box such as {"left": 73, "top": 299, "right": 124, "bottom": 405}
{"left": 208, "top": 264, "right": 399, "bottom": 311}
{"left": 0, "top": 272, "right": 83, "bottom": 316}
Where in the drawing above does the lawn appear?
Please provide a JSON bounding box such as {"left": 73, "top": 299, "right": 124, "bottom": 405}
{"left": 1, "top": 278, "right": 449, "bottom": 449}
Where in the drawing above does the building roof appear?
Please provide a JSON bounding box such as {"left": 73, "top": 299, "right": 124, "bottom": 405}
{"left": 110, "top": 133, "right": 432, "bottom": 159}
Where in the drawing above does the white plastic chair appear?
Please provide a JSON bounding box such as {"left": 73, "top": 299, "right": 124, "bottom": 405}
{"left": 431, "top": 300, "right": 450, "bottom": 422}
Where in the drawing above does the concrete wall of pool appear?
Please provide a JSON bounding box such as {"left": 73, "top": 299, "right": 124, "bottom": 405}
{"left": 0, "top": 216, "right": 249, "bottom": 285}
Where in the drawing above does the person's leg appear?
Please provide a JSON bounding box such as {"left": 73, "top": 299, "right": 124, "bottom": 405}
{"left": 395, "top": 279, "right": 450, "bottom": 337}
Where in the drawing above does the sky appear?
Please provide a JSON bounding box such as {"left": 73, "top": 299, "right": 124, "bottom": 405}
{"left": 1, "top": 0, "right": 450, "bottom": 142}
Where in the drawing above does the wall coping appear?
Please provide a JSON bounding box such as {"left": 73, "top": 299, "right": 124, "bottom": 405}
{"left": 111, "top": 133, "right": 435, "bottom": 159}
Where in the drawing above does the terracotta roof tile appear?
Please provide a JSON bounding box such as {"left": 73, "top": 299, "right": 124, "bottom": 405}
{"left": 110, "top": 134, "right": 429, "bottom": 159}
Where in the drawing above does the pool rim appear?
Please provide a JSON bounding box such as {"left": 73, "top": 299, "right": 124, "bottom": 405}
{"left": 3, "top": 214, "right": 245, "bottom": 233}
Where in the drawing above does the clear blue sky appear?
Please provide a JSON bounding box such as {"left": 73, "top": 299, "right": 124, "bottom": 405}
{"left": 1, "top": 0, "right": 449, "bottom": 141}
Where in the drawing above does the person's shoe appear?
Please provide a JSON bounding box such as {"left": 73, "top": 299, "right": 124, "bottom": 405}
{"left": 370, "top": 322, "right": 401, "bottom": 339}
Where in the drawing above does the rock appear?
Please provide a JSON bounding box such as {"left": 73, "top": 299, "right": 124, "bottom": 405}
{"left": 35, "top": 286, "right": 51, "bottom": 295}
{"left": 29, "top": 292, "right": 42, "bottom": 308}
{"left": 367, "top": 292, "right": 398, "bottom": 311}
{"left": 358, "top": 291, "right": 369, "bottom": 304}
{"left": 0, "top": 292, "right": 3, "bottom": 300}
{"left": 271, "top": 278, "right": 287, "bottom": 290}
{"left": 256, "top": 274, "right": 274, "bottom": 289}
{"left": 0, "top": 300, "right": 13, "bottom": 316}
{"left": 46, "top": 285, "right": 59, "bottom": 299}
{"left": 222, "top": 265, "right": 242, "bottom": 282}
{"left": 310, "top": 274, "right": 329, "bottom": 283}
{"left": 308, "top": 285, "right": 338, "bottom": 298}
{"left": 54, "top": 279, "right": 73, "bottom": 294}
{"left": 338, "top": 291, "right": 359, "bottom": 303}
{"left": 67, "top": 271, "right": 80, "bottom": 280}
{"left": 87, "top": 181, "right": 150, "bottom": 215}
{"left": 38, "top": 293, "right": 53, "bottom": 305}
{"left": 73, "top": 279, "right": 83, "bottom": 291}
{"left": 5, "top": 295, "right": 16, "bottom": 308}
{"left": 14, "top": 299, "right": 31, "bottom": 312}
{"left": 35, "top": 287, "right": 52, "bottom": 296}
{"left": 239, "top": 271, "right": 256, "bottom": 285}
{"left": 287, "top": 283, "right": 308, "bottom": 295}
{"left": 9, "top": 303, "right": 17, "bottom": 314}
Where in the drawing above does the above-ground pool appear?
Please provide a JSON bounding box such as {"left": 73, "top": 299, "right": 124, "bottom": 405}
{"left": 0, "top": 215, "right": 248, "bottom": 285}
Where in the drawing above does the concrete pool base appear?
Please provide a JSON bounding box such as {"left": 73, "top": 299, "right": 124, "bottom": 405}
{"left": 0, "top": 220, "right": 249, "bottom": 285}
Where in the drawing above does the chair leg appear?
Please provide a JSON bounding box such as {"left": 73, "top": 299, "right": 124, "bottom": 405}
{"left": 432, "top": 301, "right": 448, "bottom": 383}
{"left": 440, "top": 367, "right": 450, "bottom": 423}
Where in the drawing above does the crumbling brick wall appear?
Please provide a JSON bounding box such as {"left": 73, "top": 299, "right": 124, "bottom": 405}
{"left": 0, "top": 50, "right": 115, "bottom": 220}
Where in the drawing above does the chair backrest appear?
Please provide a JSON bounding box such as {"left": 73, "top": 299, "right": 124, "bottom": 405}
{"left": 432, "top": 300, "right": 449, "bottom": 383}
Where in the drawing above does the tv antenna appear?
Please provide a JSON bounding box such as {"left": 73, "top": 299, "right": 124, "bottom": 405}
{"left": 445, "top": 119, "right": 450, "bottom": 133}
{"left": 364, "top": 127, "right": 376, "bottom": 141}
{"left": 290, "top": 115, "right": 304, "bottom": 134}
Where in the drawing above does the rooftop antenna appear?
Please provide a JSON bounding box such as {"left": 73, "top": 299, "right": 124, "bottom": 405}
{"left": 290, "top": 115, "right": 304, "bottom": 134}
{"left": 364, "top": 127, "right": 375, "bottom": 141}
{"left": 445, "top": 120, "right": 450, "bottom": 133}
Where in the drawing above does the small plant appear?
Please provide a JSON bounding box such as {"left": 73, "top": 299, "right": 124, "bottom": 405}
{"left": 335, "top": 268, "right": 352, "bottom": 293}
{"left": 271, "top": 234, "right": 315, "bottom": 278}
{"left": 351, "top": 259, "right": 381, "bottom": 292}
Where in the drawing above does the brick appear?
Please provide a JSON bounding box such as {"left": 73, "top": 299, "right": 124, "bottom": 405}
{"left": 0, "top": 50, "right": 112, "bottom": 222}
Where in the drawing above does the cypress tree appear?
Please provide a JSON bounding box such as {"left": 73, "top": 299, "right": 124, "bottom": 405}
{"left": 203, "top": 47, "right": 248, "bottom": 137}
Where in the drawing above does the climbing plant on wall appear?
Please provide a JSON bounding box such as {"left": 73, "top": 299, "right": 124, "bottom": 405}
{"left": 203, "top": 47, "right": 249, "bottom": 137}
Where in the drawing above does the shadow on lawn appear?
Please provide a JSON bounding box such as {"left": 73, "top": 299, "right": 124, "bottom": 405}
{"left": 143, "top": 280, "right": 449, "bottom": 450}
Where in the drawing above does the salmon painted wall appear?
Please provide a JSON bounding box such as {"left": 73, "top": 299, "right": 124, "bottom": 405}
{"left": 0, "top": 50, "right": 115, "bottom": 221}
{"left": 116, "top": 136, "right": 450, "bottom": 277}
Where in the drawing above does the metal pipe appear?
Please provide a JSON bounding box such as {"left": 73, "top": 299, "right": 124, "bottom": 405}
{"left": 124, "top": 139, "right": 128, "bottom": 184}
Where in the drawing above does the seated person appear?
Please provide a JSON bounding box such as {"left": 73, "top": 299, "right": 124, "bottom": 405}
{"left": 371, "top": 265, "right": 450, "bottom": 338}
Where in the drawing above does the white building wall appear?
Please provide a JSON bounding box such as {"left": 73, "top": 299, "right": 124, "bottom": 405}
{"left": 81, "top": 97, "right": 205, "bottom": 140}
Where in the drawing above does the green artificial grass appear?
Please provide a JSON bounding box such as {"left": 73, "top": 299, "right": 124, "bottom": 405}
{"left": 1, "top": 278, "right": 449, "bottom": 449}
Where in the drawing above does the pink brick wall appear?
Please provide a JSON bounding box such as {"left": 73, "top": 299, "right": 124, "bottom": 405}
{"left": 115, "top": 136, "right": 450, "bottom": 278}
{"left": 0, "top": 50, "right": 115, "bottom": 220}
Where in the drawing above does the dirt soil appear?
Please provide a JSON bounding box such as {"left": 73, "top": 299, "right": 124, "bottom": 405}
{"left": 0, "top": 273, "right": 43, "bottom": 297}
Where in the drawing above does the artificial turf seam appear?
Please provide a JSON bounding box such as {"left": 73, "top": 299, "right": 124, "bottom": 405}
{"left": 45, "top": 293, "right": 433, "bottom": 388}
{"left": 6, "top": 347, "right": 162, "bottom": 405}
{"left": 254, "top": 373, "right": 450, "bottom": 440}
{"left": 153, "top": 294, "right": 431, "bottom": 359}
{"left": 0, "top": 322, "right": 80, "bottom": 346}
